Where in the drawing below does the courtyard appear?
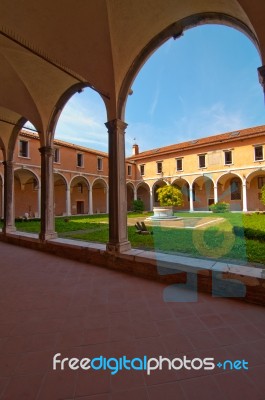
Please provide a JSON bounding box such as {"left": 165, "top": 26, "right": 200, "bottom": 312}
{"left": 1, "top": 212, "right": 265, "bottom": 266}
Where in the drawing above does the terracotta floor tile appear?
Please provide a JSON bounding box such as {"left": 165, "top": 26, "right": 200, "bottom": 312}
{"left": 232, "top": 323, "right": 265, "bottom": 341}
{"left": 210, "top": 326, "right": 242, "bottom": 346}
{"left": 199, "top": 314, "right": 226, "bottom": 329}
{"left": 75, "top": 370, "right": 110, "bottom": 397}
{"left": 110, "top": 387, "right": 148, "bottom": 400}
{"left": 186, "top": 330, "right": 219, "bottom": 350}
{"left": 1, "top": 373, "right": 44, "bottom": 400}
{"left": 0, "top": 242, "right": 265, "bottom": 399}
{"left": 0, "top": 354, "right": 21, "bottom": 377}
{"left": 110, "top": 369, "right": 145, "bottom": 392}
{"left": 214, "top": 371, "right": 262, "bottom": 400}
{"left": 161, "top": 333, "right": 194, "bottom": 355}
{"left": 36, "top": 370, "right": 77, "bottom": 400}
{"left": 147, "top": 381, "right": 186, "bottom": 400}
{"left": 14, "top": 350, "right": 54, "bottom": 375}
{"left": 0, "top": 377, "right": 9, "bottom": 397}
{"left": 180, "top": 375, "right": 224, "bottom": 400}
{"left": 246, "top": 364, "right": 265, "bottom": 394}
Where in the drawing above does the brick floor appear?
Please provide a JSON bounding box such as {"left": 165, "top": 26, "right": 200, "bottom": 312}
{"left": 0, "top": 241, "right": 264, "bottom": 400}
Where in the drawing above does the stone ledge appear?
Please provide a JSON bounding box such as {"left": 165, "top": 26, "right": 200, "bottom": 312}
{"left": 0, "top": 232, "right": 264, "bottom": 306}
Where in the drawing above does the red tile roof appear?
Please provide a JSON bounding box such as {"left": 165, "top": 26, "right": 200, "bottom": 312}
{"left": 127, "top": 125, "right": 265, "bottom": 161}
{"left": 20, "top": 130, "right": 108, "bottom": 157}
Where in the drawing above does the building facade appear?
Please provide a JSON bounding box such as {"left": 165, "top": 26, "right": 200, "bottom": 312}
{"left": 0, "top": 125, "right": 265, "bottom": 219}
{"left": 127, "top": 125, "right": 265, "bottom": 213}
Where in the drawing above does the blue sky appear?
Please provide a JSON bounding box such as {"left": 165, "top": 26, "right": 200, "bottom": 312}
{"left": 54, "top": 25, "right": 265, "bottom": 155}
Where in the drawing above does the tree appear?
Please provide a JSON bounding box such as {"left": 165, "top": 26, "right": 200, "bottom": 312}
{"left": 156, "top": 184, "right": 183, "bottom": 207}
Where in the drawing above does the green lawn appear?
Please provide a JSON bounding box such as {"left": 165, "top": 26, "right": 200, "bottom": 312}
{"left": 1, "top": 212, "right": 265, "bottom": 266}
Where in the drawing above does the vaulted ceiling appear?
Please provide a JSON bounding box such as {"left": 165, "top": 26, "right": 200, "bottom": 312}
{"left": 0, "top": 0, "right": 264, "bottom": 150}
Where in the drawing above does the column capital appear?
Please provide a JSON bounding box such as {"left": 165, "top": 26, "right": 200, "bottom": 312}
{"left": 105, "top": 119, "right": 128, "bottom": 133}
{"left": 2, "top": 160, "right": 14, "bottom": 167}
{"left": 38, "top": 146, "right": 53, "bottom": 156}
{"left": 258, "top": 65, "right": 265, "bottom": 89}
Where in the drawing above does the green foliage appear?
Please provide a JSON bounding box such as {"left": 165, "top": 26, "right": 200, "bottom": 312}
{"left": 132, "top": 199, "right": 144, "bottom": 212}
{"left": 156, "top": 185, "right": 183, "bottom": 207}
{"left": 209, "top": 202, "right": 230, "bottom": 213}
{"left": 233, "top": 226, "right": 265, "bottom": 242}
{"left": 261, "top": 185, "right": 265, "bottom": 205}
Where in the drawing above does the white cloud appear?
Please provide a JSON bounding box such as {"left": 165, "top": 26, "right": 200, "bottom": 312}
{"left": 173, "top": 102, "right": 246, "bottom": 141}
{"left": 149, "top": 84, "right": 160, "bottom": 117}
{"left": 55, "top": 92, "right": 108, "bottom": 151}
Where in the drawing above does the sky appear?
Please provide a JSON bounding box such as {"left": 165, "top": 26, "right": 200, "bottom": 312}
{"left": 51, "top": 24, "right": 265, "bottom": 156}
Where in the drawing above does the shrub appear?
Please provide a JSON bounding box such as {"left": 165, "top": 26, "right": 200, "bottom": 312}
{"left": 156, "top": 185, "right": 183, "bottom": 207}
{"left": 209, "top": 202, "right": 230, "bottom": 213}
{"left": 233, "top": 226, "right": 265, "bottom": 242}
{"left": 132, "top": 199, "right": 144, "bottom": 212}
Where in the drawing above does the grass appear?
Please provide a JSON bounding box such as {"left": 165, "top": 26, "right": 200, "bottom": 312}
{"left": 1, "top": 212, "right": 265, "bottom": 266}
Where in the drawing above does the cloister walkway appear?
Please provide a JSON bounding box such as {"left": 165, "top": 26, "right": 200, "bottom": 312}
{"left": 0, "top": 241, "right": 264, "bottom": 400}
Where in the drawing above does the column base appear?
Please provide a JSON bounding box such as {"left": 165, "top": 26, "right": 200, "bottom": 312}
{"left": 39, "top": 232, "right": 58, "bottom": 241}
{"left": 106, "top": 241, "right": 131, "bottom": 253}
{"left": 3, "top": 226, "right": 16, "bottom": 234}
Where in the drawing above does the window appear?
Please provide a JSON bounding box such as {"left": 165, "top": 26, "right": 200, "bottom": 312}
{"left": 198, "top": 154, "right": 206, "bottom": 168}
{"left": 255, "top": 146, "right": 263, "bottom": 161}
{"left": 54, "top": 148, "right": 60, "bottom": 163}
{"left": 140, "top": 164, "right": 145, "bottom": 176}
{"left": 224, "top": 150, "right": 232, "bottom": 165}
{"left": 77, "top": 153, "right": 84, "bottom": 167}
{"left": 257, "top": 176, "right": 265, "bottom": 189}
{"left": 230, "top": 179, "right": 241, "bottom": 200}
{"left": 19, "top": 140, "right": 29, "bottom": 157}
{"left": 157, "top": 162, "right": 163, "bottom": 174}
{"left": 97, "top": 157, "right": 103, "bottom": 171}
{"left": 127, "top": 165, "right": 132, "bottom": 176}
{"left": 176, "top": 158, "right": 183, "bottom": 171}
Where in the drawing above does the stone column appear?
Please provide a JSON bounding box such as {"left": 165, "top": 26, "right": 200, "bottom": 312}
{"left": 66, "top": 186, "right": 71, "bottom": 216}
{"left": 106, "top": 188, "right": 109, "bottom": 214}
{"left": 1, "top": 177, "right": 4, "bottom": 219}
{"left": 189, "top": 185, "right": 194, "bottom": 212}
{"left": 37, "top": 184, "right": 41, "bottom": 218}
{"left": 105, "top": 119, "right": 131, "bottom": 252}
{"left": 149, "top": 188, "right": 153, "bottom": 211}
{"left": 89, "top": 187, "right": 93, "bottom": 214}
{"left": 2, "top": 160, "right": 16, "bottom": 233}
{"left": 214, "top": 184, "right": 218, "bottom": 204}
{"left": 133, "top": 187, "right": 137, "bottom": 201}
{"left": 39, "top": 146, "right": 57, "bottom": 240}
{"left": 242, "top": 178, "right": 248, "bottom": 212}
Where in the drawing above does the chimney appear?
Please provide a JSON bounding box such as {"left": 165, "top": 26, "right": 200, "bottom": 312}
{"left": 132, "top": 143, "right": 139, "bottom": 156}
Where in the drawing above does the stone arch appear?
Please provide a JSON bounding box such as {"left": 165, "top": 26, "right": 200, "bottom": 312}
{"left": 136, "top": 181, "right": 151, "bottom": 211}
{"left": 70, "top": 175, "right": 90, "bottom": 215}
{"left": 54, "top": 173, "right": 68, "bottom": 216}
{"left": 48, "top": 83, "right": 108, "bottom": 146}
{"left": 152, "top": 179, "right": 168, "bottom": 207}
{"left": 126, "top": 182, "right": 135, "bottom": 211}
{"left": 172, "top": 177, "right": 190, "bottom": 211}
{"left": 92, "top": 178, "right": 108, "bottom": 214}
{"left": 245, "top": 169, "right": 265, "bottom": 211}
{"left": 118, "top": 11, "right": 260, "bottom": 120}
{"left": 192, "top": 175, "right": 215, "bottom": 211}
{"left": 14, "top": 168, "right": 40, "bottom": 218}
{"left": 216, "top": 172, "right": 243, "bottom": 211}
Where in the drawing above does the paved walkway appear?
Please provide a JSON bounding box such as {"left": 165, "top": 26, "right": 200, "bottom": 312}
{"left": 0, "top": 241, "right": 264, "bottom": 400}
